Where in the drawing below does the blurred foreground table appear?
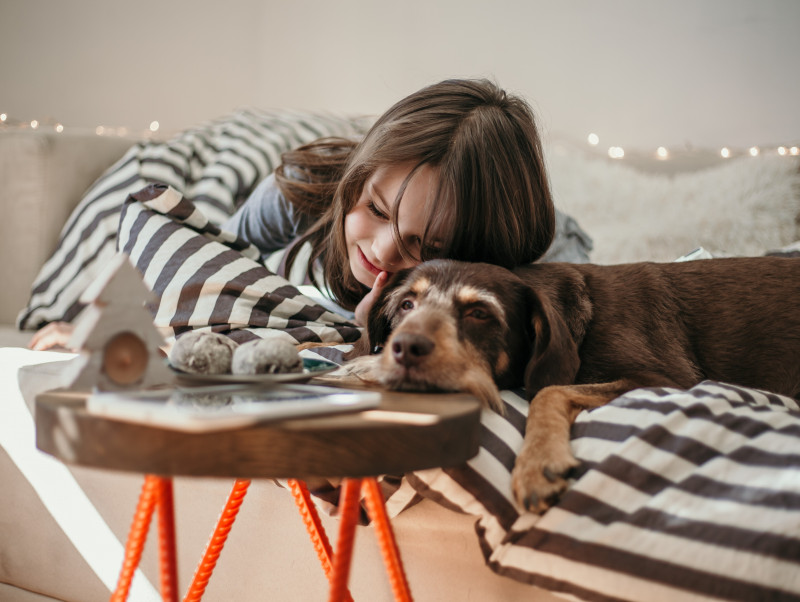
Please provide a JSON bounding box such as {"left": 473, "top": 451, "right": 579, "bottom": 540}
{"left": 34, "top": 382, "right": 482, "bottom": 602}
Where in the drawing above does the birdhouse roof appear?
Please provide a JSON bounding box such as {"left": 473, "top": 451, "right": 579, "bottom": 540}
{"left": 79, "top": 254, "right": 157, "bottom": 306}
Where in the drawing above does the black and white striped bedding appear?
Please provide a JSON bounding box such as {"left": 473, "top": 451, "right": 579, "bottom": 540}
{"left": 409, "top": 383, "right": 800, "bottom": 602}
{"left": 26, "top": 110, "right": 800, "bottom": 601}
{"left": 17, "top": 109, "right": 365, "bottom": 330}
{"left": 116, "top": 183, "right": 360, "bottom": 346}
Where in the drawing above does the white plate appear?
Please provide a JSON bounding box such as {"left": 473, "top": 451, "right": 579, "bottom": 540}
{"left": 171, "top": 357, "right": 339, "bottom": 385}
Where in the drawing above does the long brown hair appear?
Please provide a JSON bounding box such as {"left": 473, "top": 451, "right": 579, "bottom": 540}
{"left": 276, "top": 79, "right": 555, "bottom": 310}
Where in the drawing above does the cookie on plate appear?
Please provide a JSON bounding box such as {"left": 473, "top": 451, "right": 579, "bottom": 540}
{"left": 231, "top": 339, "right": 303, "bottom": 375}
{"left": 169, "top": 331, "right": 239, "bottom": 375}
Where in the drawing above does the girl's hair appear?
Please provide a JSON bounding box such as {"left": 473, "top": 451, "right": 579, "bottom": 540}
{"left": 276, "top": 78, "right": 556, "bottom": 310}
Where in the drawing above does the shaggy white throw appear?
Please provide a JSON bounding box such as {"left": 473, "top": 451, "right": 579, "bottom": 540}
{"left": 547, "top": 151, "right": 800, "bottom": 265}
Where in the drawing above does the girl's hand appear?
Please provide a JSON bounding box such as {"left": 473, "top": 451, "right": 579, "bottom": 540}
{"left": 354, "top": 271, "right": 390, "bottom": 326}
{"left": 28, "top": 321, "right": 76, "bottom": 351}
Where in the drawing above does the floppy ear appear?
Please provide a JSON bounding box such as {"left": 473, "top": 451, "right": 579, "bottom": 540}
{"left": 523, "top": 287, "right": 581, "bottom": 395}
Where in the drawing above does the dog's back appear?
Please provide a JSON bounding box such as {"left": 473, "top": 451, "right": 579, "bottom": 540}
{"left": 515, "top": 257, "right": 800, "bottom": 397}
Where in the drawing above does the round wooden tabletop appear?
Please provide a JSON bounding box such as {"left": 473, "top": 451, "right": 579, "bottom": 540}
{"left": 35, "top": 385, "right": 483, "bottom": 479}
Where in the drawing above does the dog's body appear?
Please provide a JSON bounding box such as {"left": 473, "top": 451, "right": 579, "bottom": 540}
{"left": 344, "top": 257, "right": 800, "bottom": 512}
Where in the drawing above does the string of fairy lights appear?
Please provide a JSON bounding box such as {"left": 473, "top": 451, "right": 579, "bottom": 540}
{"left": 587, "top": 132, "right": 799, "bottom": 160}
{"left": 1, "top": 112, "right": 799, "bottom": 161}
{"left": 0, "top": 114, "right": 162, "bottom": 139}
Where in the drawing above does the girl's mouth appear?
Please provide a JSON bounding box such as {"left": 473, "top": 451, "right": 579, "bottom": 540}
{"left": 358, "top": 247, "right": 383, "bottom": 277}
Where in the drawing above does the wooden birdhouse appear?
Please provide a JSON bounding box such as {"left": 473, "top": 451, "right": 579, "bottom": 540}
{"left": 63, "top": 253, "right": 173, "bottom": 391}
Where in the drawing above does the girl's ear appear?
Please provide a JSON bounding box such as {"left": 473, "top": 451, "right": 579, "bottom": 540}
{"left": 523, "top": 287, "right": 581, "bottom": 395}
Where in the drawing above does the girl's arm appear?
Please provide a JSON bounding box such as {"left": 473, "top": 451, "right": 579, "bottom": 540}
{"left": 222, "top": 174, "right": 314, "bottom": 262}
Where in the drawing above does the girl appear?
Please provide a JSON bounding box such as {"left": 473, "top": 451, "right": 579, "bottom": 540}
{"left": 223, "top": 78, "right": 590, "bottom": 325}
{"left": 30, "top": 78, "right": 590, "bottom": 350}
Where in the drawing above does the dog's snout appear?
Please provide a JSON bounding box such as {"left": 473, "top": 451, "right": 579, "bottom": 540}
{"left": 391, "top": 333, "right": 434, "bottom": 367}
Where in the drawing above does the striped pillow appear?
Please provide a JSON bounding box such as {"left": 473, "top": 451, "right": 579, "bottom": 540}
{"left": 406, "top": 381, "right": 800, "bottom": 601}
{"left": 116, "top": 183, "right": 360, "bottom": 345}
{"left": 17, "top": 109, "right": 365, "bottom": 330}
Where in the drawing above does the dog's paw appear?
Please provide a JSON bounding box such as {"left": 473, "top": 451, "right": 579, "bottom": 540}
{"left": 511, "top": 447, "right": 579, "bottom": 514}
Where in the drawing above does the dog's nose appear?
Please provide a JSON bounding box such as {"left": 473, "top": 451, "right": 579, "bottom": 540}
{"left": 391, "top": 333, "right": 434, "bottom": 367}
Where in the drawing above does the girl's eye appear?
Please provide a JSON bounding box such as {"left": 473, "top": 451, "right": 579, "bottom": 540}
{"left": 421, "top": 243, "right": 442, "bottom": 258}
{"left": 367, "top": 201, "right": 388, "bottom": 220}
{"left": 400, "top": 299, "right": 414, "bottom": 311}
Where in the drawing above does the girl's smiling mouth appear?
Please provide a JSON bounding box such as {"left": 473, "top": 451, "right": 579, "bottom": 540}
{"left": 359, "top": 247, "right": 389, "bottom": 279}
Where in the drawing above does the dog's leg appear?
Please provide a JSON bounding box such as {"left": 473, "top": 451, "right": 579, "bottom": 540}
{"left": 511, "top": 379, "right": 639, "bottom": 513}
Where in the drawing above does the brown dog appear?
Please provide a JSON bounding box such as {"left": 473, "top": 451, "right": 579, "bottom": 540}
{"left": 344, "top": 257, "right": 800, "bottom": 512}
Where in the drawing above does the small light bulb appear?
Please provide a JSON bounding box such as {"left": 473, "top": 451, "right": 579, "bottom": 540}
{"left": 55, "top": 123, "right": 64, "bottom": 133}
{"left": 721, "top": 147, "right": 731, "bottom": 158}
{"left": 656, "top": 146, "right": 669, "bottom": 159}
{"left": 790, "top": 147, "right": 799, "bottom": 156}
{"left": 30, "top": 120, "right": 39, "bottom": 129}
{"left": 149, "top": 120, "right": 160, "bottom": 132}
{"left": 778, "top": 146, "right": 787, "bottom": 155}
{"left": 749, "top": 146, "right": 759, "bottom": 157}
{"left": 0, "top": 113, "right": 7, "bottom": 122}
{"left": 96, "top": 126, "right": 105, "bottom": 135}
{"left": 588, "top": 133, "right": 599, "bottom": 146}
{"left": 608, "top": 146, "right": 624, "bottom": 159}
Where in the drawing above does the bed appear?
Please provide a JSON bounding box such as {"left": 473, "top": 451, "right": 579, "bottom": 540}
{"left": 2, "top": 109, "right": 800, "bottom": 601}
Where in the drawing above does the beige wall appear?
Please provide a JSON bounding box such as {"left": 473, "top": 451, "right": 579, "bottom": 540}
{"left": 2, "top": 0, "right": 798, "bottom": 150}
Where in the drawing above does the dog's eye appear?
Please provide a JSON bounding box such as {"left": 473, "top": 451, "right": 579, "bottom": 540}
{"left": 400, "top": 299, "right": 414, "bottom": 311}
{"left": 464, "top": 307, "right": 490, "bottom": 320}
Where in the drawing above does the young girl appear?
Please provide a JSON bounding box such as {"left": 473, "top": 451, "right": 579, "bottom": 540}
{"left": 30, "top": 78, "right": 590, "bottom": 349}
{"left": 223, "top": 78, "right": 590, "bottom": 325}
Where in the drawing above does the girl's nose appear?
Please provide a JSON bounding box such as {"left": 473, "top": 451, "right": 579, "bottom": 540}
{"left": 372, "top": 229, "right": 402, "bottom": 268}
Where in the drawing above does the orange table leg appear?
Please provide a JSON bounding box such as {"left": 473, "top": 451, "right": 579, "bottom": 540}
{"left": 112, "top": 476, "right": 159, "bottom": 601}
{"left": 294, "top": 478, "right": 412, "bottom": 602}
{"left": 183, "top": 478, "right": 251, "bottom": 602}
{"left": 288, "top": 478, "right": 356, "bottom": 601}
{"left": 114, "top": 476, "right": 412, "bottom": 602}
{"left": 328, "top": 478, "right": 362, "bottom": 602}
{"left": 112, "top": 475, "right": 178, "bottom": 602}
{"left": 156, "top": 478, "right": 178, "bottom": 602}
{"left": 362, "top": 478, "right": 412, "bottom": 602}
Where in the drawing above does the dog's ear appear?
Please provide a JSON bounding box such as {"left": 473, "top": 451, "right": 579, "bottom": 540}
{"left": 343, "top": 270, "right": 409, "bottom": 360}
{"left": 523, "top": 287, "right": 581, "bottom": 395}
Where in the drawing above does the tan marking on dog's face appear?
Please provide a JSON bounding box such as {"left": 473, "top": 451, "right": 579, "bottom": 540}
{"left": 456, "top": 285, "right": 483, "bottom": 305}
{"left": 410, "top": 276, "right": 431, "bottom": 295}
{"left": 454, "top": 285, "right": 507, "bottom": 330}
{"left": 495, "top": 350, "right": 510, "bottom": 376}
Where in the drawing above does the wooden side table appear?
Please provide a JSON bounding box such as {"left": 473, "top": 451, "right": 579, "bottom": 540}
{"left": 34, "top": 385, "right": 482, "bottom": 601}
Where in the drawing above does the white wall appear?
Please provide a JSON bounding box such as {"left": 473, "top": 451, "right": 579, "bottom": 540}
{"left": 2, "top": 0, "right": 798, "bottom": 151}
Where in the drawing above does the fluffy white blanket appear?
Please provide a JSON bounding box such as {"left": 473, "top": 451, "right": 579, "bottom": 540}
{"left": 547, "top": 150, "right": 800, "bottom": 264}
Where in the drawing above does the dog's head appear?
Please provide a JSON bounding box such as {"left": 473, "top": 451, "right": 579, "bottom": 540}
{"left": 345, "top": 259, "right": 582, "bottom": 411}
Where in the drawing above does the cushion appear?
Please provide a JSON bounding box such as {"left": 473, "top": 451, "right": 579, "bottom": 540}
{"left": 17, "top": 109, "right": 365, "bottom": 330}
{"left": 0, "top": 131, "right": 135, "bottom": 325}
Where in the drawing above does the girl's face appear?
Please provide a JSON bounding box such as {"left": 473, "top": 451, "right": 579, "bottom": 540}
{"left": 344, "top": 163, "right": 438, "bottom": 289}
